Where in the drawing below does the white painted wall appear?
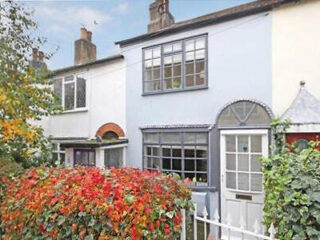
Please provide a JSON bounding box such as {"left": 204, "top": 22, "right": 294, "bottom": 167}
{"left": 41, "top": 59, "right": 126, "bottom": 139}
{"left": 120, "top": 13, "right": 273, "bottom": 169}
{"left": 272, "top": 0, "right": 320, "bottom": 116}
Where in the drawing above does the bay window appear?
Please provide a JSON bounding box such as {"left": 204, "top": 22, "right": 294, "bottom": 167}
{"left": 143, "top": 34, "right": 207, "bottom": 94}
{"left": 53, "top": 75, "right": 86, "bottom": 111}
{"left": 143, "top": 131, "right": 209, "bottom": 186}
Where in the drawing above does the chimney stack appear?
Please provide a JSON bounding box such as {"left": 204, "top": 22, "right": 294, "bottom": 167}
{"left": 74, "top": 28, "right": 97, "bottom": 65}
{"left": 148, "top": 0, "right": 174, "bottom": 33}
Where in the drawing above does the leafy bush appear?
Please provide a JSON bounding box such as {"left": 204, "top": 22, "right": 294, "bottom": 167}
{"left": 0, "top": 155, "right": 23, "bottom": 202}
{"left": 261, "top": 120, "right": 320, "bottom": 239}
{"left": 1, "top": 167, "right": 193, "bottom": 239}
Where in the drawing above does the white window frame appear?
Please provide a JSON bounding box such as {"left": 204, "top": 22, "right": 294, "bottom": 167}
{"left": 52, "top": 142, "right": 66, "bottom": 164}
{"left": 53, "top": 74, "right": 87, "bottom": 113}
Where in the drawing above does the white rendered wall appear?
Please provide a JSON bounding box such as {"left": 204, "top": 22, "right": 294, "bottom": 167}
{"left": 272, "top": 0, "right": 320, "bottom": 116}
{"left": 41, "top": 59, "right": 126, "bottom": 139}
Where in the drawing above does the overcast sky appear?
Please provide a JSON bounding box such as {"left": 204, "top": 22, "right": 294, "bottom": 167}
{"left": 25, "top": 0, "right": 253, "bottom": 70}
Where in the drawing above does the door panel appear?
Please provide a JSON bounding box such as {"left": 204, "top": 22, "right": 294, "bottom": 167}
{"left": 221, "top": 130, "right": 268, "bottom": 238}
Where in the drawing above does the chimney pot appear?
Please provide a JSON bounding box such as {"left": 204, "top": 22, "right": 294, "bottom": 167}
{"left": 38, "top": 51, "right": 44, "bottom": 62}
{"left": 80, "top": 27, "right": 88, "bottom": 40}
{"left": 87, "top": 31, "right": 92, "bottom": 42}
{"left": 32, "top": 48, "right": 38, "bottom": 61}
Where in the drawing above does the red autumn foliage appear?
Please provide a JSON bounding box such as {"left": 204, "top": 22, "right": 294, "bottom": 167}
{"left": 1, "top": 167, "right": 193, "bottom": 239}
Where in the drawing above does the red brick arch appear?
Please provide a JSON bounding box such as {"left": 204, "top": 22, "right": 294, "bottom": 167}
{"left": 95, "top": 123, "right": 125, "bottom": 138}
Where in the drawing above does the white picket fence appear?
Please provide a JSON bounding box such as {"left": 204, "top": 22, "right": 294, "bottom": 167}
{"left": 180, "top": 204, "right": 276, "bottom": 240}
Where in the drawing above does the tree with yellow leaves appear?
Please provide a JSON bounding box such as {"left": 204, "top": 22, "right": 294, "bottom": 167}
{"left": 0, "top": 1, "right": 61, "bottom": 168}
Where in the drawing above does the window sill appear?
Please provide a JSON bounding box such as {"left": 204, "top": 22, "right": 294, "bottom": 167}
{"left": 142, "top": 86, "right": 208, "bottom": 96}
{"left": 55, "top": 108, "right": 88, "bottom": 115}
{"left": 189, "top": 186, "right": 217, "bottom": 192}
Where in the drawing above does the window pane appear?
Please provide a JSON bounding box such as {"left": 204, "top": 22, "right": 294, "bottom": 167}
{"left": 251, "top": 174, "right": 263, "bottom": 192}
{"left": 186, "top": 63, "right": 194, "bottom": 75}
{"left": 186, "top": 75, "right": 194, "bottom": 87}
{"left": 76, "top": 77, "right": 86, "bottom": 108}
{"left": 173, "top": 64, "right": 181, "bottom": 77}
{"left": 238, "top": 154, "right": 249, "bottom": 171}
{"left": 60, "top": 153, "right": 65, "bottom": 163}
{"left": 186, "top": 40, "right": 195, "bottom": 51}
{"left": 105, "top": 148, "right": 122, "bottom": 168}
{"left": 144, "top": 133, "right": 159, "bottom": 143}
{"left": 186, "top": 52, "right": 194, "bottom": 62}
{"left": 172, "top": 147, "right": 182, "bottom": 157}
{"left": 226, "top": 136, "right": 236, "bottom": 152}
{"left": 153, "top": 158, "right": 160, "bottom": 169}
{"left": 196, "top": 133, "right": 207, "bottom": 144}
{"left": 196, "top": 160, "right": 207, "bottom": 171}
{"left": 53, "top": 79, "right": 62, "bottom": 105}
{"left": 145, "top": 69, "right": 152, "bottom": 81}
{"left": 162, "top": 147, "right": 171, "bottom": 157}
{"left": 173, "top": 78, "right": 181, "bottom": 89}
{"left": 64, "top": 82, "right": 75, "bottom": 110}
{"left": 226, "top": 172, "right": 236, "bottom": 189}
{"left": 184, "top": 147, "right": 195, "bottom": 158}
{"left": 145, "top": 60, "right": 152, "bottom": 68}
{"left": 185, "top": 172, "right": 195, "bottom": 181}
{"left": 185, "top": 160, "right": 195, "bottom": 171}
{"left": 164, "top": 44, "right": 172, "bottom": 53}
{"left": 184, "top": 133, "right": 196, "bottom": 144}
{"left": 144, "top": 49, "right": 152, "bottom": 59}
{"left": 153, "top": 68, "right": 160, "bottom": 80}
{"left": 238, "top": 136, "right": 249, "bottom": 152}
{"left": 152, "top": 147, "right": 160, "bottom": 156}
{"left": 195, "top": 74, "right": 205, "bottom": 86}
{"left": 172, "top": 159, "right": 181, "bottom": 170}
{"left": 251, "top": 154, "right": 262, "bottom": 172}
{"left": 164, "top": 66, "right": 172, "bottom": 78}
{"left": 196, "top": 173, "right": 207, "bottom": 184}
{"left": 153, "top": 47, "right": 161, "bottom": 58}
{"left": 196, "top": 61, "right": 205, "bottom": 74}
{"left": 196, "top": 38, "right": 205, "bottom": 49}
{"left": 196, "top": 147, "right": 207, "bottom": 158}
{"left": 251, "top": 135, "right": 262, "bottom": 153}
{"left": 165, "top": 79, "right": 172, "bottom": 89}
{"left": 173, "top": 42, "right": 182, "bottom": 51}
{"left": 226, "top": 154, "right": 236, "bottom": 170}
{"left": 153, "top": 58, "right": 161, "bottom": 67}
{"left": 238, "top": 173, "right": 249, "bottom": 191}
{"left": 163, "top": 158, "right": 171, "bottom": 170}
{"left": 195, "top": 50, "right": 205, "bottom": 60}
{"left": 161, "top": 133, "right": 181, "bottom": 143}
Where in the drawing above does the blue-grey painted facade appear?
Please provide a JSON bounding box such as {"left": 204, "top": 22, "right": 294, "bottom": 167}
{"left": 119, "top": 12, "right": 272, "bottom": 216}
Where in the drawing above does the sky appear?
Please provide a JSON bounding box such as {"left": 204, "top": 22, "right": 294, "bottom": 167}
{"left": 24, "top": 0, "right": 254, "bottom": 69}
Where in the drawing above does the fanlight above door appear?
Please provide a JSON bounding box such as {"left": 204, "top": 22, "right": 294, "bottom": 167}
{"left": 217, "top": 100, "right": 272, "bottom": 128}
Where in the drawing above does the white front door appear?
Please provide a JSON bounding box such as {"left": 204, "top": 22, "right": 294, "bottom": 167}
{"left": 220, "top": 130, "right": 268, "bottom": 238}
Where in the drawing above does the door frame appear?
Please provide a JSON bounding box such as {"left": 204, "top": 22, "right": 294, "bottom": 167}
{"left": 220, "top": 129, "right": 269, "bottom": 231}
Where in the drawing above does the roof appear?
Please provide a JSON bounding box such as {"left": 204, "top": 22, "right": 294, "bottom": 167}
{"left": 115, "top": 0, "right": 297, "bottom": 47}
{"left": 60, "top": 138, "right": 128, "bottom": 148}
{"left": 49, "top": 54, "right": 124, "bottom": 77}
{"left": 282, "top": 83, "right": 320, "bottom": 125}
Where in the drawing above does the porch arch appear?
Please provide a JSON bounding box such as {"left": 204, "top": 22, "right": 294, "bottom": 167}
{"left": 95, "top": 123, "right": 125, "bottom": 139}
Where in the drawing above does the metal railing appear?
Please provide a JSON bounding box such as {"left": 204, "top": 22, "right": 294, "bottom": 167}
{"left": 180, "top": 204, "right": 276, "bottom": 240}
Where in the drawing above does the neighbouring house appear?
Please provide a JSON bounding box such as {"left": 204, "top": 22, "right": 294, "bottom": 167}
{"left": 41, "top": 28, "right": 127, "bottom": 169}
{"left": 271, "top": 0, "right": 320, "bottom": 150}
{"left": 115, "top": 0, "right": 320, "bottom": 237}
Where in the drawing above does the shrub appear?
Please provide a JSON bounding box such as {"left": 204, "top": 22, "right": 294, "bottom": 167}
{"left": 1, "top": 167, "right": 193, "bottom": 239}
{"left": 261, "top": 120, "right": 320, "bottom": 239}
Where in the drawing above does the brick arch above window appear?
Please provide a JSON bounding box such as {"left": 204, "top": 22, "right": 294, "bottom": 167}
{"left": 96, "top": 123, "right": 125, "bottom": 138}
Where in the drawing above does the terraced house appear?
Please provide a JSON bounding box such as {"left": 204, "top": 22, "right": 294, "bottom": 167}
{"left": 41, "top": 0, "right": 320, "bottom": 237}
{"left": 115, "top": 0, "right": 320, "bottom": 236}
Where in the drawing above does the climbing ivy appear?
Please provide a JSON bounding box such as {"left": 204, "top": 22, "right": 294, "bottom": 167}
{"left": 261, "top": 119, "right": 320, "bottom": 239}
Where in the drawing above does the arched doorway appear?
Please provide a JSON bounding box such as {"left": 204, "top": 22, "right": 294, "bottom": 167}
{"left": 216, "top": 100, "right": 273, "bottom": 237}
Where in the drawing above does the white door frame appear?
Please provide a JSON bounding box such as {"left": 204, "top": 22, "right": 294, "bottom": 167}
{"left": 220, "top": 129, "right": 269, "bottom": 236}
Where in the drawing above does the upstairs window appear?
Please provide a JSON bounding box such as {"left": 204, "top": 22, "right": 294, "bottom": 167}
{"left": 53, "top": 75, "right": 86, "bottom": 111}
{"left": 143, "top": 35, "right": 207, "bottom": 94}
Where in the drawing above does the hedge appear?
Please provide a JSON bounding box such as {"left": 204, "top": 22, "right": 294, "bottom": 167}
{"left": 1, "top": 167, "right": 193, "bottom": 239}
{"left": 261, "top": 120, "right": 320, "bottom": 239}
